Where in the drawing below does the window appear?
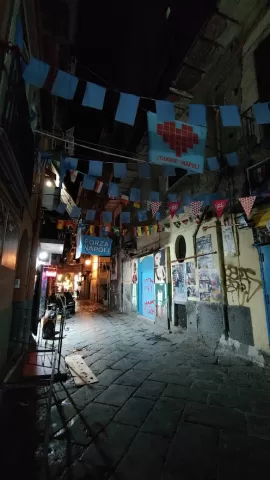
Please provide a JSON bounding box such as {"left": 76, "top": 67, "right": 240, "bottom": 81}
{"left": 175, "top": 235, "right": 186, "bottom": 262}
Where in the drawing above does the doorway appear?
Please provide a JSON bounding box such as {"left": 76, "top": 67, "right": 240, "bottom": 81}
{"left": 258, "top": 245, "right": 270, "bottom": 342}
{"left": 138, "top": 255, "right": 155, "bottom": 321}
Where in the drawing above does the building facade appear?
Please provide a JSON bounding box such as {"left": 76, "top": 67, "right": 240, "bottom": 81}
{"left": 119, "top": 0, "right": 270, "bottom": 359}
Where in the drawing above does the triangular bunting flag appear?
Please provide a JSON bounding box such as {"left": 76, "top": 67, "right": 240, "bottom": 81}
{"left": 94, "top": 179, "right": 103, "bottom": 193}
{"left": 120, "top": 195, "right": 129, "bottom": 205}
{"left": 168, "top": 202, "right": 180, "bottom": 218}
{"left": 212, "top": 199, "right": 228, "bottom": 219}
{"left": 174, "top": 221, "right": 181, "bottom": 228}
{"left": 151, "top": 201, "right": 162, "bottom": 218}
{"left": 70, "top": 170, "right": 78, "bottom": 183}
{"left": 112, "top": 226, "right": 120, "bottom": 236}
{"left": 239, "top": 196, "right": 256, "bottom": 218}
{"left": 190, "top": 201, "right": 204, "bottom": 218}
{"left": 137, "top": 226, "right": 142, "bottom": 237}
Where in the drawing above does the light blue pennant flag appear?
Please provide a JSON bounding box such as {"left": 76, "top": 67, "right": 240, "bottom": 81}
{"left": 226, "top": 152, "right": 239, "bottom": 166}
{"left": 23, "top": 57, "right": 50, "bottom": 88}
{"left": 252, "top": 102, "right": 270, "bottom": 124}
{"left": 156, "top": 100, "right": 175, "bottom": 122}
{"left": 183, "top": 195, "right": 193, "bottom": 205}
{"left": 121, "top": 212, "right": 131, "bottom": 224}
{"left": 51, "top": 70, "right": 78, "bottom": 100}
{"left": 103, "top": 211, "right": 113, "bottom": 223}
{"left": 86, "top": 209, "right": 96, "bottom": 221}
{"left": 82, "top": 82, "right": 106, "bottom": 110}
{"left": 188, "top": 104, "right": 207, "bottom": 127}
{"left": 88, "top": 160, "right": 103, "bottom": 177}
{"left": 130, "top": 188, "right": 141, "bottom": 202}
{"left": 155, "top": 211, "right": 161, "bottom": 220}
{"left": 138, "top": 163, "right": 151, "bottom": 178}
{"left": 147, "top": 112, "right": 206, "bottom": 174}
{"left": 138, "top": 210, "right": 148, "bottom": 221}
{"left": 115, "top": 93, "right": 139, "bottom": 126}
{"left": 177, "top": 206, "right": 184, "bottom": 214}
{"left": 65, "top": 156, "right": 78, "bottom": 170}
{"left": 15, "top": 15, "right": 24, "bottom": 50}
{"left": 70, "top": 206, "right": 81, "bottom": 219}
{"left": 220, "top": 105, "right": 241, "bottom": 127}
{"left": 163, "top": 165, "right": 176, "bottom": 176}
{"left": 108, "top": 182, "right": 119, "bottom": 198}
{"left": 114, "top": 163, "right": 127, "bottom": 178}
{"left": 207, "top": 157, "right": 220, "bottom": 171}
{"left": 150, "top": 191, "right": 160, "bottom": 201}
{"left": 168, "top": 193, "right": 177, "bottom": 201}
{"left": 56, "top": 202, "right": 67, "bottom": 214}
{"left": 82, "top": 175, "right": 96, "bottom": 190}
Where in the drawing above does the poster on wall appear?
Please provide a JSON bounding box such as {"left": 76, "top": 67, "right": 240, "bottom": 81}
{"left": 155, "top": 283, "right": 168, "bottom": 318}
{"left": 111, "top": 254, "right": 117, "bottom": 280}
{"left": 196, "top": 234, "right": 213, "bottom": 270}
{"left": 154, "top": 250, "right": 166, "bottom": 284}
{"left": 172, "top": 263, "right": 187, "bottom": 303}
{"left": 198, "top": 268, "right": 221, "bottom": 302}
{"left": 222, "top": 225, "right": 237, "bottom": 256}
{"left": 0, "top": 198, "right": 7, "bottom": 260}
{"left": 131, "top": 260, "right": 138, "bottom": 284}
{"left": 1, "top": 211, "right": 19, "bottom": 270}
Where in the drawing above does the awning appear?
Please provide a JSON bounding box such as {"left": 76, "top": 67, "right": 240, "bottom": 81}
{"left": 40, "top": 239, "right": 64, "bottom": 255}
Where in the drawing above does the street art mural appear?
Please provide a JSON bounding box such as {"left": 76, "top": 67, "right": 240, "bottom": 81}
{"left": 131, "top": 259, "right": 138, "bottom": 312}
{"left": 154, "top": 250, "right": 166, "bottom": 283}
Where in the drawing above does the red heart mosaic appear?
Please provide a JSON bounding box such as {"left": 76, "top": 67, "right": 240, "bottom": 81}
{"left": 157, "top": 122, "right": 199, "bottom": 158}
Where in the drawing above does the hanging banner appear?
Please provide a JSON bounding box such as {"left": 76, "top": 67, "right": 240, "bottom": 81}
{"left": 81, "top": 235, "right": 112, "bottom": 256}
{"left": 168, "top": 202, "right": 180, "bottom": 218}
{"left": 239, "top": 196, "right": 256, "bottom": 218}
{"left": 147, "top": 112, "right": 207, "bottom": 173}
{"left": 213, "top": 199, "right": 228, "bottom": 219}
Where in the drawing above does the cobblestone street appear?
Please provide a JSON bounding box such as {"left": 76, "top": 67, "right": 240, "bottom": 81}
{"left": 37, "top": 303, "right": 270, "bottom": 479}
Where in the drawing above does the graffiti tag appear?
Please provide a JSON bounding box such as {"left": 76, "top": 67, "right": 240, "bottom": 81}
{"left": 225, "top": 265, "right": 262, "bottom": 305}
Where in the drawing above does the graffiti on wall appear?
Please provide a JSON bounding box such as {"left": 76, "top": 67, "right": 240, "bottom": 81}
{"left": 143, "top": 277, "right": 155, "bottom": 316}
{"left": 226, "top": 265, "right": 262, "bottom": 305}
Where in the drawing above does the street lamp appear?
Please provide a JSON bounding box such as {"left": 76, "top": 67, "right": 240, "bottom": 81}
{"left": 46, "top": 179, "right": 53, "bottom": 187}
{"left": 39, "top": 251, "right": 49, "bottom": 261}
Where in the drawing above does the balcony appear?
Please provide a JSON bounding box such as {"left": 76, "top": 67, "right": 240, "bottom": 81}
{"left": 240, "top": 105, "right": 270, "bottom": 151}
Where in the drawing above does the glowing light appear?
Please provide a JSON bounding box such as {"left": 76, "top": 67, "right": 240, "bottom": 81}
{"left": 46, "top": 179, "right": 53, "bottom": 187}
{"left": 39, "top": 251, "right": 49, "bottom": 261}
{"left": 45, "top": 270, "right": 57, "bottom": 278}
{"left": 85, "top": 259, "right": 91, "bottom": 266}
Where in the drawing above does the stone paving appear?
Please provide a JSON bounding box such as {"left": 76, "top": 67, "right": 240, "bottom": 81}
{"left": 36, "top": 302, "right": 270, "bottom": 479}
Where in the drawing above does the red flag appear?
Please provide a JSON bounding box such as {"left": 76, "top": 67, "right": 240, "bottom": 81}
{"left": 239, "top": 196, "right": 256, "bottom": 218}
{"left": 168, "top": 202, "right": 179, "bottom": 218}
{"left": 213, "top": 199, "right": 228, "bottom": 219}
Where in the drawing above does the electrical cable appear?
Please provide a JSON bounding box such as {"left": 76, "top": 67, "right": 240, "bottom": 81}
{"left": 34, "top": 129, "right": 147, "bottom": 163}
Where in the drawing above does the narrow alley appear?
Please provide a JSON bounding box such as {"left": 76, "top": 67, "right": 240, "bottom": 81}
{"left": 34, "top": 302, "right": 270, "bottom": 479}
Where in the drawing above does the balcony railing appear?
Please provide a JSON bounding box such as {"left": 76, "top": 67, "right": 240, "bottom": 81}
{"left": 1, "top": 48, "right": 36, "bottom": 196}
{"left": 241, "top": 105, "right": 270, "bottom": 151}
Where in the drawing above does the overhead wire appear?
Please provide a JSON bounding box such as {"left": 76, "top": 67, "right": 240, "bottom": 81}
{"left": 34, "top": 129, "right": 147, "bottom": 163}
